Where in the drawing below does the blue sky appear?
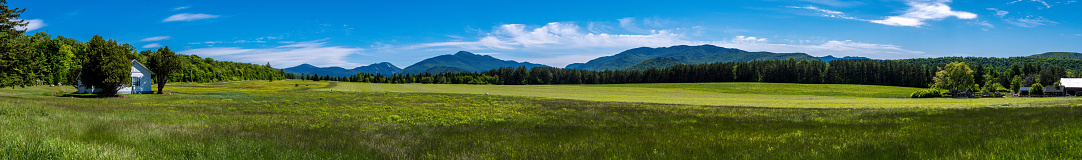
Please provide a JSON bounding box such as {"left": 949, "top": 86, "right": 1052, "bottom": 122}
{"left": 11, "top": 0, "right": 1082, "bottom": 68}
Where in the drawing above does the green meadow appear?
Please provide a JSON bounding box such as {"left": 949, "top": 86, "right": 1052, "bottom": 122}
{"left": 323, "top": 82, "right": 1061, "bottom": 108}
{"left": 2, "top": 80, "right": 1082, "bottom": 159}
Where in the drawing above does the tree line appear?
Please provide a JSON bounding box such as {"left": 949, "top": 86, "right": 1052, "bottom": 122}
{"left": 297, "top": 57, "right": 1071, "bottom": 92}
{"left": 0, "top": 2, "right": 292, "bottom": 94}
{"left": 301, "top": 59, "right": 932, "bottom": 87}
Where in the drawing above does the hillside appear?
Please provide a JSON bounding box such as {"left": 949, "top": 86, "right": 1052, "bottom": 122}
{"left": 626, "top": 57, "right": 685, "bottom": 70}
{"left": 1029, "top": 52, "right": 1082, "bottom": 60}
{"left": 573, "top": 45, "right": 819, "bottom": 71}
{"left": 423, "top": 66, "right": 469, "bottom": 74}
{"left": 400, "top": 51, "right": 548, "bottom": 74}
{"left": 285, "top": 62, "right": 401, "bottom": 77}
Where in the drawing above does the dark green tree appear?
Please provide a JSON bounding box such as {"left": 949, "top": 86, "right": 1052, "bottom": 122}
{"left": 81, "top": 35, "right": 131, "bottom": 95}
{"left": 0, "top": 0, "right": 34, "bottom": 88}
{"left": 148, "top": 46, "right": 179, "bottom": 94}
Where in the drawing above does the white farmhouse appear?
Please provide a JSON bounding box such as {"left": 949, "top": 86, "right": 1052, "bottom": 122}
{"left": 76, "top": 59, "right": 155, "bottom": 94}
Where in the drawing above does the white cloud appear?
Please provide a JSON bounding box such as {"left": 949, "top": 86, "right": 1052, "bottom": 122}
{"left": 1005, "top": 16, "right": 1058, "bottom": 27}
{"left": 404, "top": 21, "right": 925, "bottom": 67}
{"left": 163, "top": 13, "right": 220, "bottom": 22}
{"left": 179, "top": 39, "right": 365, "bottom": 68}
{"left": 173, "top": 6, "right": 190, "bottom": 11}
{"left": 14, "top": 19, "right": 45, "bottom": 31}
{"left": 869, "top": 0, "right": 977, "bottom": 27}
{"left": 140, "top": 36, "right": 171, "bottom": 42}
{"left": 142, "top": 43, "right": 162, "bottom": 49}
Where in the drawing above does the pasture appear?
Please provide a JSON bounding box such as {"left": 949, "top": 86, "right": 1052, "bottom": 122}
{"left": 322, "top": 82, "right": 1063, "bottom": 108}
{"left": 2, "top": 80, "right": 1081, "bottom": 159}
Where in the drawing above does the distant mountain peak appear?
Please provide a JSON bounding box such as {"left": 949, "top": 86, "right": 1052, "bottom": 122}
{"left": 401, "top": 51, "right": 549, "bottom": 74}
{"left": 285, "top": 62, "right": 402, "bottom": 77}
{"left": 295, "top": 63, "right": 317, "bottom": 68}
{"left": 573, "top": 45, "right": 814, "bottom": 71}
{"left": 454, "top": 51, "right": 475, "bottom": 56}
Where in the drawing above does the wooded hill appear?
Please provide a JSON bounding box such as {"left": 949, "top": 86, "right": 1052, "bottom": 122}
{"left": 568, "top": 45, "right": 819, "bottom": 71}
{"left": 284, "top": 62, "right": 401, "bottom": 77}
{"left": 399, "top": 51, "right": 548, "bottom": 74}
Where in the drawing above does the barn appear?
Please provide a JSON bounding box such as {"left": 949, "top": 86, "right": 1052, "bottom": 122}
{"left": 1060, "top": 78, "right": 1082, "bottom": 96}
{"left": 76, "top": 59, "right": 155, "bottom": 94}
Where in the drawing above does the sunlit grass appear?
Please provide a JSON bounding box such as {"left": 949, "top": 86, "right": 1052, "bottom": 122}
{"left": 2, "top": 80, "right": 1081, "bottom": 159}
{"left": 324, "top": 82, "right": 1062, "bottom": 108}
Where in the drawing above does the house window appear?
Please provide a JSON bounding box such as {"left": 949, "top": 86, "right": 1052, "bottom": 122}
{"left": 132, "top": 77, "right": 140, "bottom": 85}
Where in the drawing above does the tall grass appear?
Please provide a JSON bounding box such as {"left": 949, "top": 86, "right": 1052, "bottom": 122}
{"left": 1, "top": 80, "right": 1081, "bottom": 159}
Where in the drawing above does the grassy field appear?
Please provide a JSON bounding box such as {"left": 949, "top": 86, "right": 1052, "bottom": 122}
{"left": 2, "top": 80, "right": 1082, "bottom": 159}
{"left": 580, "top": 82, "right": 921, "bottom": 98}
{"left": 322, "top": 82, "right": 1062, "bottom": 108}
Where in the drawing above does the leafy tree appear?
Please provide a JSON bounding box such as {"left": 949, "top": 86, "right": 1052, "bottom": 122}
{"left": 1011, "top": 75, "right": 1023, "bottom": 93}
{"left": 81, "top": 35, "right": 131, "bottom": 95}
{"left": 0, "top": 0, "right": 34, "bottom": 88}
{"left": 148, "top": 46, "right": 179, "bottom": 94}
{"left": 1031, "top": 83, "right": 1044, "bottom": 96}
{"left": 933, "top": 62, "right": 975, "bottom": 93}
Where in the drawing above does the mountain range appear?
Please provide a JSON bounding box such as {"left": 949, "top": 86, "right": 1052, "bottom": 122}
{"left": 399, "top": 51, "right": 548, "bottom": 74}
{"left": 284, "top": 62, "right": 401, "bottom": 77}
{"left": 566, "top": 45, "right": 820, "bottom": 71}
{"left": 285, "top": 45, "right": 886, "bottom": 76}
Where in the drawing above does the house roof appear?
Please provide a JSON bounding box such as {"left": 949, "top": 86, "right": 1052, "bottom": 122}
{"left": 1019, "top": 87, "right": 1031, "bottom": 91}
{"left": 132, "top": 59, "right": 154, "bottom": 75}
{"left": 1061, "top": 78, "right": 1082, "bottom": 88}
{"left": 1046, "top": 85, "right": 1064, "bottom": 92}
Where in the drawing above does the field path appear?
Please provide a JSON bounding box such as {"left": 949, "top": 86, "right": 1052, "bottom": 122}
{"left": 319, "top": 82, "right": 1063, "bottom": 108}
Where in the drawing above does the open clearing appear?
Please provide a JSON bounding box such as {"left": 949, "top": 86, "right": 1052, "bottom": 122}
{"left": 321, "top": 82, "right": 1063, "bottom": 108}
{"left": 3, "top": 80, "right": 1082, "bottom": 159}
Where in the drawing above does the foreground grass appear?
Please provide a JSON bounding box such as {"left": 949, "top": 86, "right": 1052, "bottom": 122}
{"left": 2, "top": 80, "right": 1082, "bottom": 159}
{"left": 324, "top": 82, "right": 1061, "bottom": 108}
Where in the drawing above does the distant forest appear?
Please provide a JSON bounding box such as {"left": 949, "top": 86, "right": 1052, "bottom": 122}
{"left": 303, "top": 57, "right": 1073, "bottom": 89}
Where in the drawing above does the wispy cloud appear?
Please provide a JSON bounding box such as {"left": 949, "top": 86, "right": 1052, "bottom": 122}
{"left": 173, "top": 5, "right": 190, "bottom": 11}
{"left": 987, "top": 8, "right": 1009, "bottom": 17}
{"left": 986, "top": 8, "right": 1058, "bottom": 28}
{"left": 1009, "top": 0, "right": 1052, "bottom": 8}
{"left": 14, "top": 19, "right": 45, "bottom": 31}
{"left": 789, "top": 1, "right": 976, "bottom": 27}
{"left": 163, "top": 13, "right": 220, "bottom": 22}
{"left": 799, "top": 0, "right": 865, "bottom": 7}
{"left": 869, "top": 0, "right": 977, "bottom": 27}
{"left": 179, "top": 39, "right": 364, "bottom": 68}
{"left": 788, "top": 6, "right": 867, "bottom": 21}
{"left": 1005, "top": 16, "right": 1058, "bottom": 27}
{"left": 142, "top": 43, "right": 162, "bottom": 49}
{"left": 139, "top": 36, "right": 171, "bottom": 42}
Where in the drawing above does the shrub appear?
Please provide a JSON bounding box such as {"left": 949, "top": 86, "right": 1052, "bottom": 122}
{"left": 1031, "top": 83, "right": 1044, "bottom": 96}
{"left": 911, "top": 88, "right": 944, "bottom": 98}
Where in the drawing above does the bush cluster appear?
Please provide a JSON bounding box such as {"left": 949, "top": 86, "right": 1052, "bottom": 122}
{"left": 911, "top": 89, "right": 945, "bottom": 98}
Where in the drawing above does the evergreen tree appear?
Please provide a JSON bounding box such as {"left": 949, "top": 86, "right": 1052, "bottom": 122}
{"left": 0, "top": 0, "right": 34, "bottom": 88}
